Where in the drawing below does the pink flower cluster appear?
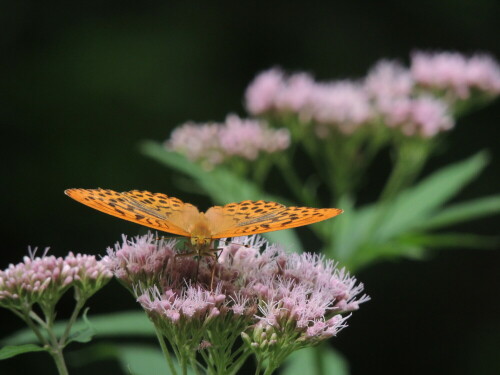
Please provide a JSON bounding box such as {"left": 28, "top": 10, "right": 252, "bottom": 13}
{"left": 166, "top": 114, "right": 290, "bottom": 169}
{"left": 364, "top": 60, "right": 414, "bottom": 105}
{"left": 245, "top": 51, "right": 500, "bottom": 138}
{"left": 379, "top": 96, "right": 453, "bottom": 137}
{"left": 105, "top": 233, "right": 176, "bottom": 285}
{"left": 0, "top": 249, "right": 112, "bottom": 309}
{"left": 411, "top": 51, "right": 500, "bottom": 99}
{"left": 364, "top": 60, "right": 454, "bottom": 137}
{"left": 106, "top": 233, "right": 368, "bottom": 344}
{"left": 245, "top": 69, "right": 374, "bottom": 134}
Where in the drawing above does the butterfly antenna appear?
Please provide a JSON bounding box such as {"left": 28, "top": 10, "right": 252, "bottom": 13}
{"left": 222, "top": 239, "right": 250, "bottom": 248}
{"left": 209, "top": 256, "right": 216, "bottom": 291}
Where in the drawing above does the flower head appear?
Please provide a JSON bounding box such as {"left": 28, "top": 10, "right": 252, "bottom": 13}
{"left": 379, "top": 96, "right": 454, "bottom": 137}
{"left": 365, "top": 60, "right": 414, "bottom": 104}
{"left": 411, "top": 51, "right": 500, "bottom": 99}
{"left": 105, "top": 233, "right": 177, "bottom": 287}
{"left": 166, "top": 114, "right": 290, "bottom": 169}
{"left": 310, "top": 81, "right": 374, "bottom": 135}
{"left": 108, "top": 233, "right": 367, "bottom": 353}
{"left": 245, "top": 68, "right": 286, "bottom": 114}
{"left": 0, "top": 248, "right": 111, "bottom": 310}
{"left": 106, "top": 233, "right": 368, "bottom": 374}
{"left": 246, "top": 68, "right": 375, "bottom": 136}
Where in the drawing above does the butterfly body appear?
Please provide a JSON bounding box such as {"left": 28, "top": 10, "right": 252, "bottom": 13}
{"left": 65, "top": 188, "right": 343, "bottom": 256}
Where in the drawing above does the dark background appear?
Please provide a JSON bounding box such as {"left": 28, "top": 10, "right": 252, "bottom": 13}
{"left": 1, "top": 1, "right": 499, "bottom": 374}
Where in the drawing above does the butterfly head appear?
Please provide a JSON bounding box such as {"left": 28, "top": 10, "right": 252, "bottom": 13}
{"left": 190, "top": 235, "right": 213, "bottom": 251}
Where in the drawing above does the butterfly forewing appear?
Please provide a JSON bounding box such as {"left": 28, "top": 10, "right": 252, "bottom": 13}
{"left": 207, "top": 201, "right": 343, "bottom": 238}
{"left": 66, "top": 189, "right": 343, "bottom": 240}
{"left": 65, "top": 188, "right": 192, "bottom": 236}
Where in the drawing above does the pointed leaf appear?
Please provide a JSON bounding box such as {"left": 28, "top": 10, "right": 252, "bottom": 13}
{"left": 283, "top": 345, "right": 349, "bottom": 375}
{"left": 68, "top": 343, "right": 191, "bottom": 375}
{"left": 373, "top": 152, "right": 489, "bottom": 242}
{"left": 416, "top": 195, "right": 500, "bottom": 230}
{"left": 67, "top": 308, "right": 95, "bottom": 344}
{"left": 398, "top": 232, "right": 499, "bottom": 249}
{"left": 2, "top": 311, "right": 154, "bottom": 345}
{"left": 328, "top": 203, "right": 379, "bottom": 267}
{"left": 0, "top": 344, "right": 46, "bottom": 360}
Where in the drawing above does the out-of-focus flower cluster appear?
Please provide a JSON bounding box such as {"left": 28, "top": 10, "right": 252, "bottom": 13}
{"left": 0, "top": 249, "right": 112, "bottom": 311}
{"left": 106, "top": 233, "right": 368, "bottom": 372}
{"left": 411, "top": 51, "right": 500, "bottom": 99}
{"left": 166, "top": 114, "right": 290, "bottom": 169}
{"left": 245, "top": 51, "right": 500, "bottom": 138}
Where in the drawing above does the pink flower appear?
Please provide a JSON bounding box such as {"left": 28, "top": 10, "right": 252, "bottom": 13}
{"left": 111, "top": 233, "right": 368, "bottom": 346}
{"left": 0, "top": 248, "right": 111, "bottom": 309}
{"left": 411, "top": 51, "right": 500, "bottom": 99}
{"left": 110, "top": 233, "right": 367, "bottom": 372}
{"left": 245, "top": 68, "right": 375, "bottom": 135}
{"left": 165, "top": 114, "right": 290, "bottom": 169}
{"left": 167, "top": 122, "right": 224, "bottom": 168}
{"left": 220, "top": 114, "right": 290, "bottom": 160}
{"left": 274, "top": 72, "right": 317, "bottom": 114}
{"left": 380, "top": 96, "right": 453, "bottom": 137}
{"left": 105, "top": 233, "right": 176, "bottom": 286}
{"left": 365, "top": 60, "right": 414, "bottom": 104}
{"left": 245, "top": 68, "right": 285, "bottom": 114}
{"left": 310, "top": 81, "right": 374, "bottom": 134}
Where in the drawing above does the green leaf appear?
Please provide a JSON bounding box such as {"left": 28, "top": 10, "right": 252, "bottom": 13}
{"left": 0, "top": 344, "right": 46, "bottom": 360}
{"left": 327, "top": 200, "right": 379, "bottom": 266}
{"left": 372, "top": 151, "right": 489, "bottom": 242}
{"left": 68, "top": 343, "right": 192, "bottom": 375}
{"left": 140, "top": 140, "right": 303, "bottom": 252}
{"left": 398, "top": 232, "right": 499, "bottom": 249}
{"left": 283, "top": 345, "right": 349, "bottom": 375}
{"left": 2, "top": 311, "right": 154, "bottom": 345}
{"left": 67, "top": 308, "right": 95, "bottom": 344}
{"left": 416, "top": 195, "right": 500, "bottom": 230}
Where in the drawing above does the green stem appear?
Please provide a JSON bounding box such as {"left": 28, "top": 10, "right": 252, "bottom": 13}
{"left": 255, "top": 359, "right": 262, "bottom": 375}
{"left": 228, "top": 350, "right": 252, "bottom": 375}
{"left": 28, "top": 309, "right": 50, "bottom": 329}
{"left": 154, "top": 327, "right": 178, "bottom": 375}
{"left": 15, "top": 308, "right": 48, "bottom": 346}
{"left": 41, "top": 304, "right": 70, "bottom": 375}
{"left": 380, "top": 139, "right": 431, "bottom": 201}
{"left": 181, "top": 355, "right": 188, "bottom": 375}
{"left": 49, "top": 349, "right": 69, "bottom": 375}
{"left": 59, "top": 291, "right": 86, "bottom": 345}
{"left": 189, "top": 353, "right": 201, "bottom": 375}
{"left": 253, "top": 158, "right": 272, "bottom": 187}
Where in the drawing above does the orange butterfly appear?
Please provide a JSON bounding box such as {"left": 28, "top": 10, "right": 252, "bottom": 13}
{"left": 65, "top": 188, "right": 342, "bottom": 256}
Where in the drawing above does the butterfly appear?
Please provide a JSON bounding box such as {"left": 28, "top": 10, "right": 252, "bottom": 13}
{"left": 65, "top": 188, "right": 343, "bottom": 257}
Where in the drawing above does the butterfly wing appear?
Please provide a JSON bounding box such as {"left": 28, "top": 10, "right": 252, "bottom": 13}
{"left": 65, "top": 188, "right": 193, "bottom": 236}
{"left": 205, "top": 200, "right": 343, "bottom": 238}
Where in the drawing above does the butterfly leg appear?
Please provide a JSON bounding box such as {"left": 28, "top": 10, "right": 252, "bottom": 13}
{"left": 206, "top": 248, "right": 223, "bottom": 291}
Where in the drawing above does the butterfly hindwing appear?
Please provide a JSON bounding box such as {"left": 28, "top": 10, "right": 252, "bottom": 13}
{"left": 65, "top": 188, "right": 192, "bottom": 236}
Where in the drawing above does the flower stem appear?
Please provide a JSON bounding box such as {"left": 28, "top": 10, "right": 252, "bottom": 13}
{"left": 276, "top": 156, "right": 317, "bottom": 207}
{"left": 254, "top": 359, "right": 262, "bottom": 375}
{"left": 154, "top": 326, "right": 178, "bottom": 375}
{"left": 380, "top": 139, "right": 431, "bottom": 201}
{"left": 50, "top": 348, "right": 69, "bottom": 375}
{"left": 59, "top": 290, "right": 86, "bottom": 345}
{"left": 16, "top": 309, "right": 48, "bottom": 346}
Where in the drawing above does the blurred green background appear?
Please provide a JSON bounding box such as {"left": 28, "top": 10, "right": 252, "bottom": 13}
{"left": 1, "top": 1, "right": 499, "bottom": 374}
